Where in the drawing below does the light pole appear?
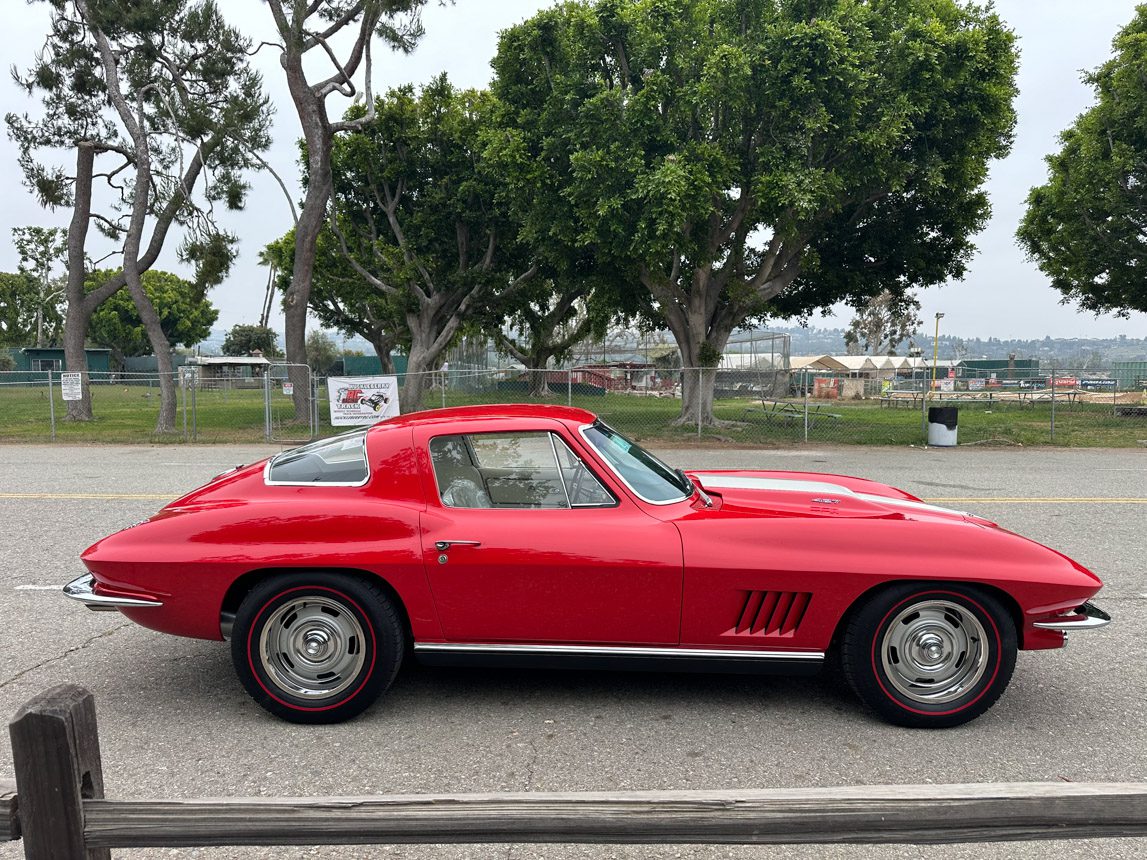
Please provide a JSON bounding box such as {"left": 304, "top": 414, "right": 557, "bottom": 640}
{"left": 909, "top": 345, "right": 926, "bottom": 432}
{"left": 931, "top": 312, "right": 945, "bottom": 396}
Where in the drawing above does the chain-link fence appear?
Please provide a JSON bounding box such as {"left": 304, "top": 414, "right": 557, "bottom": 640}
{"left": 2, "top": 365, "right": 1146, "bottom": 447}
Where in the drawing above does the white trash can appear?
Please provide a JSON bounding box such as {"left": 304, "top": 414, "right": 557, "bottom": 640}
{"left": 927, "top": 406, "right": 958, "bottom": 447}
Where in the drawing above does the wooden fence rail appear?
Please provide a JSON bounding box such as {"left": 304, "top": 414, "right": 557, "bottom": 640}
{"left": 2, "top": 684, "right": 1147, "bottom": 858}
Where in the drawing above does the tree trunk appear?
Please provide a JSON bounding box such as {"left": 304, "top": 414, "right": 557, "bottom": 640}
{"left": 281, "top": 58, "right": 333, "bottom": 424}
{"left": 401, "top": 309, "right": 459, "bottom": 412}
{"left": 125, "top": 278, "right": 177, "bottom": 433}
{"left": 367, "top": 329, "right": 398, "bottom": 375}
{"left": 527, "top": 350, "right": 554, "bottom": 398}
{"left": 401, "top": 348, "right": 433, "bottom": 413}
{"left": 62, "top": 300, "right": 94, "bottom": 421}
{"left": 658, "top": 277, "right": 736, "bottom": 427}
{"left": 63, "top": 144, "right": 96, "bottom": 421}
{"left": 676, "top": 365, "right": 720, "bottom": 426}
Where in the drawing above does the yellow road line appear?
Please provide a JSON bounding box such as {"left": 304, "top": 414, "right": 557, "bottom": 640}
{"left": 924, "top": 497, "right": 1147, "bottom": 504}
{"left": 0, "top": 492, "right": 172, "bottom": 500}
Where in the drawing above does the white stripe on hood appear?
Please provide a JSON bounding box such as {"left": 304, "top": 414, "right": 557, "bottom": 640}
{"left": 692, "top": 474, "right": 969, "bottom": 517}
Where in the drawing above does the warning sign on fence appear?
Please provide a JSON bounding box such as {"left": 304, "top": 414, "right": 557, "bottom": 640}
{"left": 60, "top": 372, "right": 82, "bottom": 401}
{"left": 327, "top": 376, "right": 400, "bottom": 426}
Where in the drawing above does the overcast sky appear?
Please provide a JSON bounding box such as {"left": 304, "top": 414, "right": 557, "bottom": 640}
{"left": 2, "top": 0, "right": 1146, "bottom": 342}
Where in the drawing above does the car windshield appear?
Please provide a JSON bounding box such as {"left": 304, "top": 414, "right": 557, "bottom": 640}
{"left": 266, "top": 429, "right": 369, "bottom": 484}
{"left": 582, "top": 421, "right": 693, "bottom": 503}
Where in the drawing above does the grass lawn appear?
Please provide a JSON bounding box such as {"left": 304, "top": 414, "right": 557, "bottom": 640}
{"left": 1, "top": 381, "right": 1145, "bottom": 448}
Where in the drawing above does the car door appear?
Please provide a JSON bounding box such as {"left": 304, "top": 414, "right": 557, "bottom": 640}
{"left": 415, "top": 423, "right": 683, "bottom": 645}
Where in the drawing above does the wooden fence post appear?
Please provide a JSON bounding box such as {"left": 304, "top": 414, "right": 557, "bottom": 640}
{"left": 9, "top": 684, "right": 110, "bottom": 860}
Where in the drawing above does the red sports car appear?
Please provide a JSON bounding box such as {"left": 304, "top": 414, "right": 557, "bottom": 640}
{"left": 65, "top": 405, "right": 1109, "bottom": 728}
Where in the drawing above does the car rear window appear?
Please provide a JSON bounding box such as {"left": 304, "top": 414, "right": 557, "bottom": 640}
{"left": 266, "top": 430, "right": 369, "bottom": 485}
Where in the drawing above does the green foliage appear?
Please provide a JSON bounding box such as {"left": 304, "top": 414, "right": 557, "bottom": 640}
{"left": 493, "top": 0, "right": 1018, "bottom": 363}
{"left": 1018, "top": 6, "right": 1147, "bottom": 316}
{"left": 222, "top": 324, "right": 280, "bottom": 358}
{"left": 330, "top": 77, "right": 518, "bottom": 302}
{"left": 321, "top": 75, "right": 539, "bottom": 389}
{"left": 306, "top": 330, "right": 341, "bottom": 374}
{"left": 0, "top": 351, "right": 14, "bottom": 372}
{"left": 844, "top": 290, "right": 922, "bottom": 356}
{"left": 11, "top": 226, "right": 67, "bottom": 347}
{"left": 87, "top": 270, "right": 218, "bottom": 359}
{"left": 0, "top": 271, "right": 63, "bottom": 347}
{"left": 7, "top": 0, "right": 271, "bottom": 277}
{"left": 268, "top": 228, "right": 407, "bottom": 359}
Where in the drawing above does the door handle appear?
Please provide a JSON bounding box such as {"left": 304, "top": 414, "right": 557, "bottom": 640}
{"left": 435, "top": 540, "right": 482, "bottom": 551}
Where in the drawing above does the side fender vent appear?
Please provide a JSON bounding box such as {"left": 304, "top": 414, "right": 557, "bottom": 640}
{"left": 730, "top": 590, "right": 812, "bottom": 637}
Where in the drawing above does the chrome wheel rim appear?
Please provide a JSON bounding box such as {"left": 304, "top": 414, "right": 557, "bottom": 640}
{"left": 258, "top": 596, "right": 366, "bottom": 700}
{"left": 880, "top": 599, "right": 988, "bottom": 705}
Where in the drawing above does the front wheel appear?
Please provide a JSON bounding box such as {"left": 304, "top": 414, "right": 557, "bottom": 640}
{"left": 841, "top": 583, "right": 1016, "bottom": 728}
{"left": 231, "top": 572, "right": 404, "bottom": 724}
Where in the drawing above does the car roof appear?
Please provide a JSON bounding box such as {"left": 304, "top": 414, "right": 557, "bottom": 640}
{"left": 366, "top": 403, "right": 599, "bottom": 436}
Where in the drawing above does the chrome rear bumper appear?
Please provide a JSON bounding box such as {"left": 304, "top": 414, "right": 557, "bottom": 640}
{"left": 1033, "top": 601, "right": 1111, "bottom": 632}
{"left": 63, "top": 574, "right": 163, "bottom": 611}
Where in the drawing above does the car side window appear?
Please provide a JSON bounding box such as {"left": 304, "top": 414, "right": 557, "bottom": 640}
{"left": 429, "top": 432, "right": 614, "bottom": 509}
{"left": 551, "top": 435, "right": 615, "bottom": 507}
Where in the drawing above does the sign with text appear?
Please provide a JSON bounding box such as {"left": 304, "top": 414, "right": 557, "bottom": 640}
{"left": 327, "top": 376, "right": 399, "bottom": 426}
{"left": 60, "top": 372, "right": 83, "bottom": 401}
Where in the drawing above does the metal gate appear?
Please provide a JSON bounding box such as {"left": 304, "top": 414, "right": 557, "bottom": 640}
{"left": 264, "top": 363, "right": 317, "bottom": 443}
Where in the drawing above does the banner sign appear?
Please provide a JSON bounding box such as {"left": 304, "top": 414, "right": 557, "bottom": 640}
{"left": 327, "top": 376, "right": 399, "bottom": 426}
{"left": 1080, "top": 378, "right": 1116, "bottom": 390}
{"left": 60, "top": 372, "right": 83, "bottom": 401}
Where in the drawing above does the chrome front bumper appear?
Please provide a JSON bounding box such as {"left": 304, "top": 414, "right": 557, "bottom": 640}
{"left": 63, "top": 574, "right": 163, "bottom": 611}
{"left": 1033, "top": 601, "right": 1111, "bottom": 632}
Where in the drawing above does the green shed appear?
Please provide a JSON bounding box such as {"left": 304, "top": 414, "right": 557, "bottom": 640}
{"left": 12, "top": 348, "right": 111, "bottom": 374}
{"left": 1113, "top": 361, "right": 1147, "bottom": 390}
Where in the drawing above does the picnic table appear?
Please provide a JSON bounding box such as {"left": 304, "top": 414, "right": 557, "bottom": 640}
{"left": 740, "top": 399, "right": 841, "bottom": 428}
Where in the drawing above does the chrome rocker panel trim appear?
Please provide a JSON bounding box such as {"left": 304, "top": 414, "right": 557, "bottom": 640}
{"left": 414, "top": 642, "right": 825, "bottom": 677}
{"left": 63, "top": 574, "right": 164, "bottom": 611}
{"left": 1033, "top": 601, "right": 1111, "bottom": 632}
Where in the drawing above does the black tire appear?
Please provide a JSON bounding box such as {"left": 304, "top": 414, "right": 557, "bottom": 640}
{"left": 841, "top": 582, "right": 1016, "bottom": 729}
{"left": 230, "top": 572, "right": 404, "bottom": 724}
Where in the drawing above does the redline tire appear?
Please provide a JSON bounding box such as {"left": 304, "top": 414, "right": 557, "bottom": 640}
{"left": 841, "top": 583, "right": 1017, "bottom": 729}
{"left": 231, "top": 572, "right": 404, "bottom": 724}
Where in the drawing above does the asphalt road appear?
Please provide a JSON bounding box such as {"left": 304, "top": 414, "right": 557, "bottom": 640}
{"left": 0, "top": 442, "right": 1144, "bottom": 859}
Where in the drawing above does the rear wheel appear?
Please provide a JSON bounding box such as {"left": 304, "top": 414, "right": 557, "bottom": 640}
{"left": 231, "top": 572, "right": 403, "bottom": 724}
{"left": 841, "top": 583, "right": 1016, "bottom": 728}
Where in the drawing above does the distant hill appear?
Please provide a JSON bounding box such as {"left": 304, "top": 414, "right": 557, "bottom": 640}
{"left": 762, "top": 326, "right": 1147, "bottom": 365}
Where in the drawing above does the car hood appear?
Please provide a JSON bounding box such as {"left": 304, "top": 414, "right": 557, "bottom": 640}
{"left": 688, "top": 470, "right": 984, "bottom": 525}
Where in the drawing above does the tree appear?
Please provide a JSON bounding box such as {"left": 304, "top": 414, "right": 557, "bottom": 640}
{"left": 88, "top": 270, "right": 218, "bottom": 366}
{"left": 306, "top": 330, "right": 340, "bottom": 375}
{"left": 222, "top": 325, "right": 280, "bottom": 357}
{"left": 264, "top": 229, "right": 406, "bottom": 373}
{"left": 264, "top": 0, "right": 429, "bottom": 421}
{"left": 843, "top": 290, "right": 921, "bottom": 356}
{"left": 0, "top": 271, "right": 60, "bottom": 347}
{"left": 493, "top": 0, "right": 1017, "bottom": 424}
{"left": 485, "top": 276, "right": 612, "bottom": 396}
{"left": 12, "top": 226, "right": 66, "bottom": 347}
{"left": 325, "top": 77, "right": 538, "bottom": 409}
{"left": 7, "top": 0, "right": 271, "bottom": 428}
{"left": 1018, "top": 7, "right": 1147, "bottom": 316}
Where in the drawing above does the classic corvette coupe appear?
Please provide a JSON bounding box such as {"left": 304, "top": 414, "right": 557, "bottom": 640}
{"left": 66, "top": 405, "right": 1109, "bottom": 728}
